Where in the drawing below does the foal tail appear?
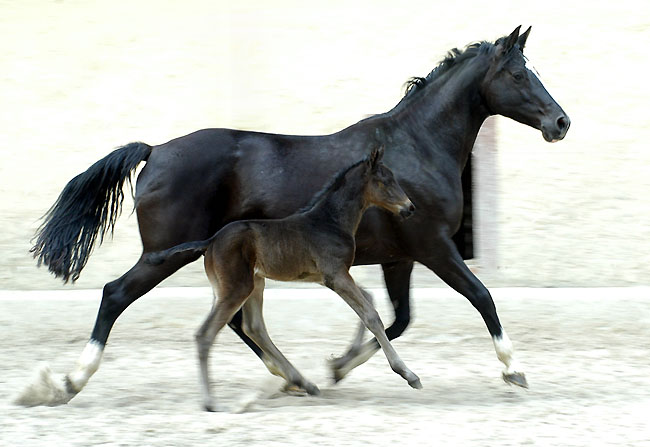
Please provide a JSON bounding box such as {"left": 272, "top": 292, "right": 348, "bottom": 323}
{"left": 143, "top": 238, "right": 213, "bottom": 266}
{"left": 31, "top": 142, "right": 152, "bottom": 283}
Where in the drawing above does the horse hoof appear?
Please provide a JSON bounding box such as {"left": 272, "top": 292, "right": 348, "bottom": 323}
{"left": 408, "top": 377, "right": 423, "bottom": 390}
{"left": 502, "top": 372, "right": 528, "bottom": 389}
{"left": 13, "top": 366, "right": 75, "bottom": 407}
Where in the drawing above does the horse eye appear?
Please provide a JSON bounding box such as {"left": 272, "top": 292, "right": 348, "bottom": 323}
{"left": 512, "top": 72, "right": 524, "bottom": 82}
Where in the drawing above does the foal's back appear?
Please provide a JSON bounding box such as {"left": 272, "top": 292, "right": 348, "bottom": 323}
{"left": 206, "top": 213, "right": 353, "bottom": 285}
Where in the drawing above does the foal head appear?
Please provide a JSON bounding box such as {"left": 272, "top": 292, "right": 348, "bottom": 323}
{"left": 363, "top": 146, "right": 415, "bottom": 218}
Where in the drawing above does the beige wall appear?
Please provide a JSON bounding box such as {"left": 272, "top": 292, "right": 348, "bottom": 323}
{"left": 1, "top": 0, "right": 649, "bottom": 289}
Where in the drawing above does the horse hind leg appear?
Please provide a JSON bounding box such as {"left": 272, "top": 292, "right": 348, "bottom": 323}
{"left": 241, "top": 276, "right": 320, "bottom": 396}
{"left": 13, "top": 253, "right": 197, "bottom": 407}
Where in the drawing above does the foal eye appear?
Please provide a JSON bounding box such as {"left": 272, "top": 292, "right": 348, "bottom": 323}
{"left": 512, "top": 72, "right": 524, "bottom": 82}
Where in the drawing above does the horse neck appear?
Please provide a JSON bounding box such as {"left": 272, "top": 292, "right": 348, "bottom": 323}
{"left": 392, "top": 56, "right": 491, "bottom": 170}
{"left": 309, "top": 165, "right": 369, "bottom": 235}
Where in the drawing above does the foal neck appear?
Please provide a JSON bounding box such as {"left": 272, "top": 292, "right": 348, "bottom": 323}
{"left": 307, "top": 163, "right": 369, "bottom": 236}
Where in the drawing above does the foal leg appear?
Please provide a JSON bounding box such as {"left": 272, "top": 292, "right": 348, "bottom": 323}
{"left": 196, "top": 274, "right": 254, "bottom": 412}
{"left": 419, "top": 239, "right": 527, "bottom": 388}
{"left": 330, "top": 261, "right": 414, "bottom": 382}
{"left": 329, "top": 286, "right": 374, "bottom": 382}
{"left": 241, "top": 276, "right": 320, "bottom": 395}
{"left": 326, "top": 271, "right": 421, "bottom": 389}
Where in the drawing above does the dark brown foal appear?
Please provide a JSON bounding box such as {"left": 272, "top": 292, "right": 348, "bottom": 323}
{"left": 146, "top": 145, "right": 419, "bottom": 411}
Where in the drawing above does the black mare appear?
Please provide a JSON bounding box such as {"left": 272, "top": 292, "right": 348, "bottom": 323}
{"left": 25, "top": 26, "right": 569, "bottom": 405}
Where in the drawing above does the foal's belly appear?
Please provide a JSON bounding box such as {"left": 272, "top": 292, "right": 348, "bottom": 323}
{"left": 253, "top": 264, "right": 324, "bottom": 285}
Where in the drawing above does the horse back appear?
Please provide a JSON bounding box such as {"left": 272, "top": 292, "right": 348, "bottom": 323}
{"left": 132, "top": 128, "right": 370, "bottom": 253}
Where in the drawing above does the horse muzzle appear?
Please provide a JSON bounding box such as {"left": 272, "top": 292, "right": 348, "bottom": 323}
{"left": 541, "top": 113, "right": 570, "bottom": 142}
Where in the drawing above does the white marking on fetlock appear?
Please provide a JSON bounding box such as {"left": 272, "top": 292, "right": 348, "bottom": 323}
{"left": 67, "top": 340, "right": 104, "bottom": 392}
{"left": 492, "top": 330, "right": 523, "bottom": 375}
{"left": 333, "top": 342, "right": 379, "bottom": 380}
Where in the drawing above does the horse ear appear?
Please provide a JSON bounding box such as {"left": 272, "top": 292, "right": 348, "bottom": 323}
{"left": 518, "top": 26, "right": 531, "bottom": 51}
{"left": 497, "top": 25, "right": 521, "bottom": 56}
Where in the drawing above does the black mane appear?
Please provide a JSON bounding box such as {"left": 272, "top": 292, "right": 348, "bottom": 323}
{"left": 299, "top": 158, "right": 367, "bottom": 213}
{"left": 402, "top": 40, "right": 495, "bottom": 99}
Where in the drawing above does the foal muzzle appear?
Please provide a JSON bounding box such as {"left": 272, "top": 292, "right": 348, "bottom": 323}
{"left": 399, "top": 202, "right": 416, "bottom": 219}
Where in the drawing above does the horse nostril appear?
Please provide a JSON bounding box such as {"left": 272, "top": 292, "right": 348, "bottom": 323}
{"left": 408, "top": 203, "right": 416, "bottom": 213}
{"left": 556, "top": 115, "right": 569, "bottom": 131}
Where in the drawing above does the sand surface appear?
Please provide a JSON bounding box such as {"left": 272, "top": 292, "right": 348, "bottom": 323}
{"left": 2, "top": 287, "right": 649, "bottom": 446}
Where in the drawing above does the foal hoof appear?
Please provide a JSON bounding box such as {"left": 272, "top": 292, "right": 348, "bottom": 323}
{"left": 408, "top": 377, "right": 423, "bottom": 390}
{"left": 331, "top": 368, "right": 345, "bottom": 384}
{"left": 502, "top": 372, "right": 528, "bottom": 389}
{"left": 283, "top": 382, "right": 321, "bottom": 396}
{"left": 328, "top": 356, "right": 351, "bottom": 384}
{"left": 204, "top": 404, "right": 217, "bottom": 412}
{"left": 203, "top": 398, "right": 224, "bottom": 412}
{"left": 328, "top": 355, "right": 347, "bottom": 372}
{"left": 304, "top": 383, "right": 321, "bottom": 396}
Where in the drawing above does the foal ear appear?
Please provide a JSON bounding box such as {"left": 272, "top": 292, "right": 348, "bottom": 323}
{"left": 370, "top": 144, "right": 384, "bottom": 168}
{"left": 518, "top": 26, "right": 531, "bottom": 51}
{"left": 497, "top": 25, "right": 521, "bottom": 56}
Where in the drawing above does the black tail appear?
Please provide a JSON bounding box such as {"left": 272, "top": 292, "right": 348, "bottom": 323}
{"left": 31, "top": 142, "right": 152, "bottom": 283}
{"left": 143, "top": 239, "right": 212, "bottom": 266}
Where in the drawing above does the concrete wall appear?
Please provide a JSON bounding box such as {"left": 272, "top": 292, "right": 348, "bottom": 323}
{"left": 1, "top": 0, "right": 649, "bottom": 290}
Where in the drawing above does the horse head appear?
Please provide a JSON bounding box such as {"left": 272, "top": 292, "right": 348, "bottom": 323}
{"left": 481, "top": 26, "right": 570, "bottom": 142}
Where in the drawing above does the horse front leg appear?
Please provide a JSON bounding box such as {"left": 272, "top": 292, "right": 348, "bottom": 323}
{"left": 329, "top": 261, "right": 414, "bottom": 383}
{"left": 325, "top": 270, "right": 421, "bottom": 389}
{"left": 419, "top": 238, "right": 528, "bottom": 388}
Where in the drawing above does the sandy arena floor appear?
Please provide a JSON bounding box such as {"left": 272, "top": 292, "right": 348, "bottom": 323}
{"left": 2, "top": 287, "right": 649, "bottom": 446}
